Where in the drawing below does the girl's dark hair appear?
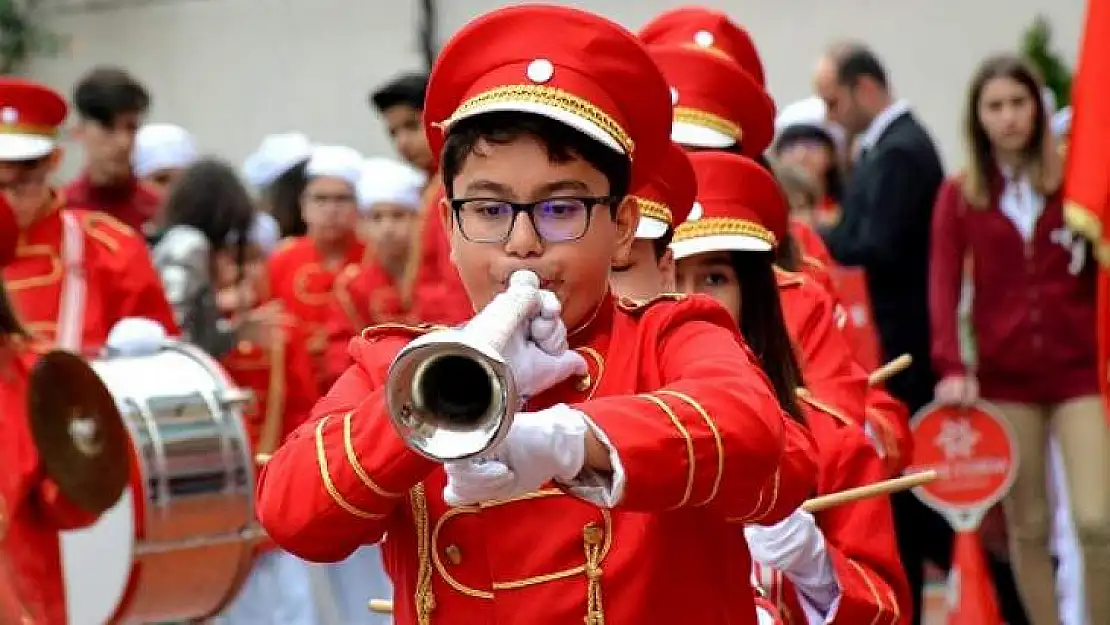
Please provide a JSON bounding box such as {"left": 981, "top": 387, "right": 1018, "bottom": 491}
{"left": 441, "top": 111, "right": 631, "bottom": 201}
{"left": 163, "top": 158, "right": 255, "bottom": 250}
{"left": 162, "top": 157, "right": 256, "bottom": 279}
{"left": 961, "top": 54, "right": 1061, "bottom": 208}
{"left": 774, "top": 232, "right": 803, "bottom": 272}
{"left": 0, "top": 281, "right": 27, "bottom": 338}
{"left": 266, "top": 160, "right": 309, "bottom": 238}
{"left": 729, "top": 250, "right": 806, "bottom": 424}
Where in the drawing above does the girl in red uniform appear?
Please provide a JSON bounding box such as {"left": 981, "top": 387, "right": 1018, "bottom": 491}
{"left": 673, "top": 152, "right": 909, "bottom": 625}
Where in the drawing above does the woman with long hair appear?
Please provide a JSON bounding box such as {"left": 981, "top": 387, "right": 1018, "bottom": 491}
{"left": 673, "top": 152, "right": 908, "bottom": 624}
{"left": 152, "top": 157, "right": 275, "bottom": 358}
{"left": 930, "top": 53, "right": 1109, "bottom": 624}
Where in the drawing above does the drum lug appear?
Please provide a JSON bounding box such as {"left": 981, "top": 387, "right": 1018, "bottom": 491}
{"left": 219, "top": 388, "right": 255, "bottom": 408}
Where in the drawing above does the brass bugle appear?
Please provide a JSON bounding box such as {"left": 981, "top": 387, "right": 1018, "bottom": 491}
{"left": 384, "top": 270, "right": 541, "bottom": 462}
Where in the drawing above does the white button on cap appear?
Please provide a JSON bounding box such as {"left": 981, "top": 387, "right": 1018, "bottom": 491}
{"left": 694, "top": 30, "right": 715, "bottom": 47}
{"left": 526, "top": 58, "right": 555, "bottom": 84}
{"left": 687, "top": 201, "right": 704, "bottom": 221}
{"left": 670, "top": 87, "right": 680, "bottom": 105}
{"left": 1, "top": 107, "right": 18, "bottom": 124}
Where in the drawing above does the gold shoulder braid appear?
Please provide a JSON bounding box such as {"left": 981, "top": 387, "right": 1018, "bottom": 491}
{"left": 616, "top": 293, "right": 686, "bottom": 315}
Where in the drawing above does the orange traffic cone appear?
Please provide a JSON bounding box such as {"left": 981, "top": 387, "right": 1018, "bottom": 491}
{"left": 945, "top": 530, "right": 1004, "bottom": 625}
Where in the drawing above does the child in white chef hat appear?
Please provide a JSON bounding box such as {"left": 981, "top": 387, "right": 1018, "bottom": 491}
{"left": 356, "top": 157, "right": 428, "bottom": 278}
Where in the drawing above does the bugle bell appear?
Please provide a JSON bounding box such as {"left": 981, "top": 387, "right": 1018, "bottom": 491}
{"left": 386, "top": 270, "right": 540, "bottom": 462}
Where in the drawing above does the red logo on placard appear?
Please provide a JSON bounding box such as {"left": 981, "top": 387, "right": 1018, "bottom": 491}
{"left": 907, "top": 402, "right": 1017, "bottom": 512}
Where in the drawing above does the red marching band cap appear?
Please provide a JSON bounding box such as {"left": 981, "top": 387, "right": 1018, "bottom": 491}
{"left": 639, "top": 7, "right": 767, "bottom": 88}
{"left": 423, "top": 4, "right": 674, "bottom": 189}
{"left": 648, "top": 44, "right": 775, "bottom": 158}
{"left": 632, "top": 141, "right": 697, "bottom": 239}
{"left": 670, "top": 151, "right": 790, "bottom": 259}
{"left": 0, "top": 78, "right": 67, "bottom": 162}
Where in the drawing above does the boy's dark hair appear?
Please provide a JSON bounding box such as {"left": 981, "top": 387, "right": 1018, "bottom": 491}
{"left": 651, "top": 229, "right": 674, "bottom": 261}
{"left": 163, "top": 157, "right": 256, "bottom": 255}
{"left": 832, "top": 43, "right": 889, "bottom": 90}
{"left": 73, "top": 66, "right": 150, "bottom": 126}
{"left": 370, "top": 72, "right": 429, "bottom": 113}
{"left": 441, "top": 111, "right": 632, "bottom": 202}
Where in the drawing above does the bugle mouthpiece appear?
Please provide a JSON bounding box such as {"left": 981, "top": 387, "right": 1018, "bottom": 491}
{"left": 509, "top": 270, "right": 540, "bottom": 289}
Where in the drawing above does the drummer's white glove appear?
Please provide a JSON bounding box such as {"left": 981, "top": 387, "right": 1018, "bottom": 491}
{"left": 465, "top": 285, "right": 586, "bottom": 398}
{"left": 443, "top": 403, "right": 588, "bottom": 506}
{"left": 105, "top": 317, "right": 167, "bottom": 357}
{"left": 745, "top": 510, "right": 840, "bottom": 617}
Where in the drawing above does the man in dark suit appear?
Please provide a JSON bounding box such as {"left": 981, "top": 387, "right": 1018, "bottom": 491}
{"left": 815, "top": 42, "right": 942, "bottom": 413}
{"left": 814, "top": 43, "right": 1030, "bottom": 625}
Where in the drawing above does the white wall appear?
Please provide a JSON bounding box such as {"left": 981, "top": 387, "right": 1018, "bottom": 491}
{"left": 28, "top": 0, "right": 1084, "bottom": 179}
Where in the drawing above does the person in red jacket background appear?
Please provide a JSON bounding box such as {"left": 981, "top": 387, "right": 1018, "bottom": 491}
{"left": 0, "top": 200, "right": 102, "bottom": 625}
{"left": 326, "top": 157, "right": 433, "bottom": 391}
{"left": 63, "top": 66, "right": 162, "bottom": 237}
{"left": 369, "top": 72, "right": 472, "bottom": 326}
{"left": 267, "top": 145, "right": 366, "bottom": 389}
{"left": 1, "top": 78, "right": 177, "bottom": 354}
{"left": 930, "top": 54, "right": 1110, "bottom": 624}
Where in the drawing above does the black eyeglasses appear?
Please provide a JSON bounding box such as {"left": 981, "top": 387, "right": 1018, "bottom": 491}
{"left": 450, "top": 196, "right": 618, "bottom": 244}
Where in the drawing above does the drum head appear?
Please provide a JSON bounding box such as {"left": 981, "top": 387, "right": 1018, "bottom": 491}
{"left": 28, "top": 350, "right": 130, "bottom": 515}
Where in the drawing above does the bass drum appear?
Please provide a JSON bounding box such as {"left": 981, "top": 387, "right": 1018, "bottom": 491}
{"left": 60, "top": 340, "right": 260, "bottom": 624}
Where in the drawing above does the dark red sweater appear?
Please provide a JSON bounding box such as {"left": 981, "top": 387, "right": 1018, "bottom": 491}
{"left": 929, "top": 175, "right": 1098, "bottom": 404}
{"left": 62, "top": 173, "right": 162, "bottom": 234}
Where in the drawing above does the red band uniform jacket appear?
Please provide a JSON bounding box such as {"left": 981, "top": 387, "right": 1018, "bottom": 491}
{"left": 3, "top": 198, "right": 178, "bottom": 351}
{"left": 256, "top": 293, "right": 818, "bottom": 625}
{"left": 757, "top": 394, "right": 911, "bottom": 625}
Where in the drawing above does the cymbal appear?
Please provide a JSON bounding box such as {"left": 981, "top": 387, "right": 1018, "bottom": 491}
{"left": 27, "top": 350, "right": 129, "bottom": 516}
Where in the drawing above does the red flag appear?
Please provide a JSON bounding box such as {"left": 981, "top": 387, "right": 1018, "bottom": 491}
{"left": 944, "top": 531, "right": 1004, "bottom": 625}
{"left": 1064, "top": 0, "right": 1110, "bottom": 421}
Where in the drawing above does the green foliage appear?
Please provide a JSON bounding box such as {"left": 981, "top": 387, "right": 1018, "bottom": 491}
{"left": 1021, "top": 15, "right": 1073, "bottom": 109}
{"left": 0, "top": 0, "right": 62, "bottom": 75}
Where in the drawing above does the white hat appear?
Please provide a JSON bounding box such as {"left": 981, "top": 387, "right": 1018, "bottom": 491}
{"left": 357, "top": 157, "right": 428, "bottom": 213}
{"left": 306, "top": 145, "right": 364, "bottom": 190}
{"left": 1052, "top": 106, "right": 1072, "bottom": 138}
{"left": 225, "top": 211, "right": 281, "bottom": 256}
{"left": 241, "top": 132, "right": 313, "bottom": 189}
{"left": 132, "top": 123, "right": 198, "bottom": 178}
{"left": 774, "top": 96, "right": 846, "bottom": 151}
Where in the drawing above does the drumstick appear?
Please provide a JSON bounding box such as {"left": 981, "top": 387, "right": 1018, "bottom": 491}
{"left": 802, "top": 470, "right": 936, "bottom": 513}
{"left": 369, "top": 599, "right": 394, "bottom": 614}
{"left": 255, "top": 453, "right": 272, "bottom": 465}
{"left": 868, "top": 354, "right": 913, "bottom": 387}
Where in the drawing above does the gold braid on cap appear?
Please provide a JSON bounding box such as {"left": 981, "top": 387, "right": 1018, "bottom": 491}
{"left": 673, "top": 107, "right": 742, "bottom": 143}
{"left": 445, "top": 84, "right": 634, "bottom": 154}
{"left": 0, "top": 123, "right": 58, "bottom": 138}
{"left": 673, "top": 217, "right": 776, "bottom": 246}
{"left": 681, "top": 42, "right": 735, "bottom": 63}
{"left": 634, "top": 196, "right": 672, "bottom": 226}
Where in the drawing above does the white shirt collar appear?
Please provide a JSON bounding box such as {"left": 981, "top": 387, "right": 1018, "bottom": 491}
{"left": 856, "top": 99, "right": 911, "bottom": 156}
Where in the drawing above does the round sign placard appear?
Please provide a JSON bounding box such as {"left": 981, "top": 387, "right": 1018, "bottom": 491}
{"left": 906, "top": 401, "right": 1018, "bottom": 529}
